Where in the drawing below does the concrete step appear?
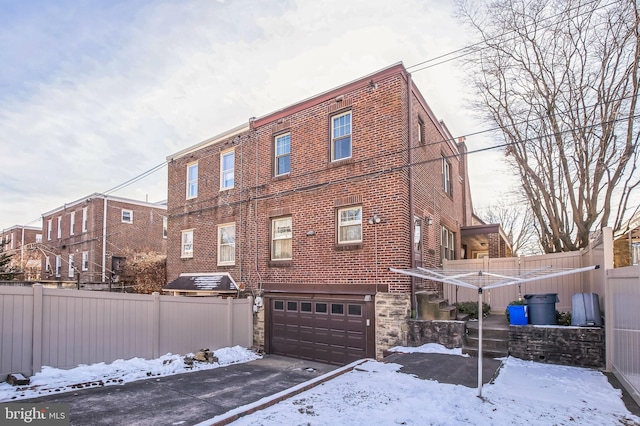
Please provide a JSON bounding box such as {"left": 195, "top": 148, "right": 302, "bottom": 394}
{"left": 464, "top": 336, "right": 508, "bottom": 352}
{"left": 466, "top": 327, "right": 509, "bottom": 340}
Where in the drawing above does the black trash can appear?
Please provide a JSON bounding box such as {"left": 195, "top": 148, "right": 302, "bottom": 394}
{"left": 524, "top": 293, "right": 558, "bottom": 325}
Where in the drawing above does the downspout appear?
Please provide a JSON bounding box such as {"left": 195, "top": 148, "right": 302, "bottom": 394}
{"left": 102, "top": 195, "right": 107, "bottom": 283}
{"left": 21, "top": 226, "right": 25, "bottom": 266}
{"left": 407, "top": 72, "right": 416, "bottom": 317}
{"left": 251, "top": 119, "right": 263, "bottom": 296}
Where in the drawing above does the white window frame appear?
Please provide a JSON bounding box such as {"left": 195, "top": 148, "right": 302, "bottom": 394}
{"left": 70, "top": 211, "right": 75, "bottom": 235}
{"left": 418, "top": 118, "right": 425, "bottom": 144}
{"left": 217, "top": 223, "right": 236, "bottom": 265}
{"left": 331, "top": 111, "right": 352, "bottom": 162}
{"left": 441, "top": 226, "right": 455, "bottom": 262}
{"left": 413, "top": 216, "right": 422, "bottom": 253}
{"left": 55, "top": 255, "right": 61, "bottom": 277}
{"left": 337, "top": 206, "right": 362, "bottom": 244}
{"left": 122, "top": 209, "right": 133, "bottom": 224}
{"left": 186, "top": 162, "right": 198, "bottom": 199}
{"left": 68, "top": 254, "right": 75, "bottom": 278}
{"left": 45, "top": 256, "right": 51, "bottom": 273}
{"left": 271, "top": 216, "right": 292, "bottom": 261}
{"left": 47, "top": 219, "right": 52, "bottom": 240}
{"left": 274, "top": 133, "right": 291, "bottom": 176}
{"left": 82, "top": 251, "right": 89, "bottom": 271}
{"left": 9, "top": 233, "right": 14, "bottom": 249}
{"left": 181, "top": 229, "right": 194, "bottom": 258}
{"left": 57, "top": 216, "right": 62, "bottom": 239}
{"left": 442, "top": 155, "right": 452, "bottom": 196}
{"left": 82, "top": 207, "right": 88, "bottom": 232}
{"left": 162, "top": 217, "right": 168, "bottom": 239}
{"left": 36, "top": 234, "right": 42, "bottom": 243}
{"left": 220, "top": 149, "right": 235, "bottom": 190}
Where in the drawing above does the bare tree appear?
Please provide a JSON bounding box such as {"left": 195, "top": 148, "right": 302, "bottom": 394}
{"left": 458, "top": 0, "right": 640, "bottom": 252}
{"left": 478, "top": 198, "right": 542, "bottom": 255}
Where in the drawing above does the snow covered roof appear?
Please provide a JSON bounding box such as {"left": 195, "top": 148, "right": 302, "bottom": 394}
{"left": 164, "top": 273, "right": 238, "bottom": 293}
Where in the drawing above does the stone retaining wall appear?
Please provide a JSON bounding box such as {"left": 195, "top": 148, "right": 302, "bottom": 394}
{"left": 406, "top": 319, "right": 466, "bottom": 349}
{"left": 509, "top": 325, "right": 605, "bottom": 368}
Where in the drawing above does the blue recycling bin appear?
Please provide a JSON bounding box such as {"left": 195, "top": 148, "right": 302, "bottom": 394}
{"left": 508, "top": 305, "right": 528, "bottom": 325}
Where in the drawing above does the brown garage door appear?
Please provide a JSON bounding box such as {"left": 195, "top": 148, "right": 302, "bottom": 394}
{"left": 269, "top": 298, "right": 370, "bottom": 365}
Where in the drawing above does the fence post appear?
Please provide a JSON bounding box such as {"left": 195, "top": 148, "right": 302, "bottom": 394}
{"left": 227, "top": 297, "right": 233, "bottom": 347}
{"left": 152, "top": 292, "right": 160, "bottom": 359}
{"left": 32, "top": 284, "right": 43, "bottom": 376}
{"left": 605, "top": 269, "right": 613, "bottom": 372}
{"left": 247, "top": 296, "right": 254, "bottom": 349}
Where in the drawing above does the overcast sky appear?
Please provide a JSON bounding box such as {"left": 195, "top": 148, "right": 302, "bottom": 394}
{"left": 0, "top": 0, "right": 516, "bottom": 230}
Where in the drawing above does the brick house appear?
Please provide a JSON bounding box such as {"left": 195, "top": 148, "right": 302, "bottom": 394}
{"left": 165, "top": 63, "right": 489, "bottom": 363}
{"left": 0, "top": 225, "right": 43, "bottom": 280}
{"left": 40, "top": 193, "right": 167, "bottom": 285}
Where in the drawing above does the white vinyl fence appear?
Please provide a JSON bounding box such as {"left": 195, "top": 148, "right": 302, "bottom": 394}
{"left": 0, "top": 285, "right": 253, "bottom": 380}
{"left": 606, "top": 265, "right": 640, "bottom": 406}
{"left": 443, "top": 229, "right": 610, "bottom": 313}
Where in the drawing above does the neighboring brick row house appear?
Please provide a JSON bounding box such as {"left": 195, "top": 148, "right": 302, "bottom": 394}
{"left": 40, "top": 193, "right": 167, "bottom": 285}
{"left": 0, "top": 225, "right": 43, "bottom": 280}
{"left": 165, "top": 63, "right": 509, "bottom": 364}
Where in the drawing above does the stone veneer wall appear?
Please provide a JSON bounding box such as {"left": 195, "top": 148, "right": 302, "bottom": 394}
{"left": 509, "top": 325, "right": 605, "bottom": 368}
{"left": 406, "top": 320, "right": 466, "bottom": 349}
{"left": 375, "top": 292, "right": 411, "bottom": 359}
{"left": 253, "top": 307, "right": 265, "bottom": 351}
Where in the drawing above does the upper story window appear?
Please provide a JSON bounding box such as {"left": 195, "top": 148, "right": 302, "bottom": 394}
{"left": 55, "top": 255, "right": 61, "bottom": 277}
{"left": 187, "top": 162, "right": 198, "bottom": 199}
{"left": 442, "top": 155, "right": 452, "bottom": 196}
{"left": 274, "top": 133, "right": 291, "bottom": 176}
{"left": 47, "top": 219, "right": 52, "bottom": 240}
{"left": 181, "top": 229, "right": 194, "bottom": 258}
{"left": 162, "top": 217, "right": 168, "bottom": 238}
{"left": 57, "top": 216, "right": 62, "bottom": 239}
{"left": 122, "top": 209, "right": 133, "bottom": 224}
{"left": 69, "top": 211, "right": 75, "bottom": 236}
{"left": 331, "top": 111, "right": 352, "bottom": 162}
{"left": 418, "top": 118, "right": 425, "bottom": 144}
{"left": 82, "top": 251, "right": 89, "bottom": 271}
{"left": 36, "top": 234, "right": 42, "bottom": 243}
{"left": 414, "top": 217, "right": 422, "bottom": 253}
{"left": 218, "top": 223, "right": 235, "bottom": 265}
{"left": 220, "top": 149, "right": 235, "bottom": 190}
{"left": 271, "top": 217, "right": 292, "bottom": 261}
{"left": 337, "top": 206, "right": 362, "bottom": 244}
{"left": 82, "top": 207, "right": 88, "bottom": 232}
{"left": 45, "top": 256, "right": 51, "bottom": 272}
{"left": 441, "top": 226, "right": 455, "bottom": 262}
{"left": 68, "top": 254, "right": 75, "bottom": 278}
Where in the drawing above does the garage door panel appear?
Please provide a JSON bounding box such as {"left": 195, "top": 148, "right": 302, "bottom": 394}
{"left": 270, "top": 297, "right": 369, "bottom": 365}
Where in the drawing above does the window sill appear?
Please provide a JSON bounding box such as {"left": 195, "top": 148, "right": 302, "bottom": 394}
{"left": 217, "top": 263, "right": 235, "bottom": 267}
{"left": 334, "top": 243, "right": 362, "bottom": 251}
{"left": 272, "top": 173, "right": 290, "bottom": 182}
{"left": 328, "top": 158, "right": 354, "bottom": 168}
{"left": 180, "top": 255, "right": 193, "bottom": 259}
{"left": 268, "top": 260, "right": 292, "bottom": 267}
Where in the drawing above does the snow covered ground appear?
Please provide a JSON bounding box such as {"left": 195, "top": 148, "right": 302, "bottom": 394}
{"left": 0, "top": 346, "right": 260, "bottom": 402}
{"left": 1, "top": 344, "right": 638, "bottom": 425}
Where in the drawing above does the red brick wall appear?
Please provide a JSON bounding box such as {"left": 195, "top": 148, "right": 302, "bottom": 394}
{"left": 41, "top": 197, "right": 166, "bottom": 282}
{"left": 166, "top": 68, "right": 470, "bottom": 295}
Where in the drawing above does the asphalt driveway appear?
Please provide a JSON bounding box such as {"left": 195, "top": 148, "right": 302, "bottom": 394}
{"left": 20, "top": 355, "right": 340, "bottom": 426}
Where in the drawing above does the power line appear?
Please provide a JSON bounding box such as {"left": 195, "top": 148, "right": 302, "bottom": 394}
{"left": 406, "top": 0, "right": 617, "bottom": 74}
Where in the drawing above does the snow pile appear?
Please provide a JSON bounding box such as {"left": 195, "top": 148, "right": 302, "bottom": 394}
{"left": 0, "top": 346, "right": 260, "bottom": 402}
{"left": 389, "top": 343, "right": 470, "bottom": 357}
